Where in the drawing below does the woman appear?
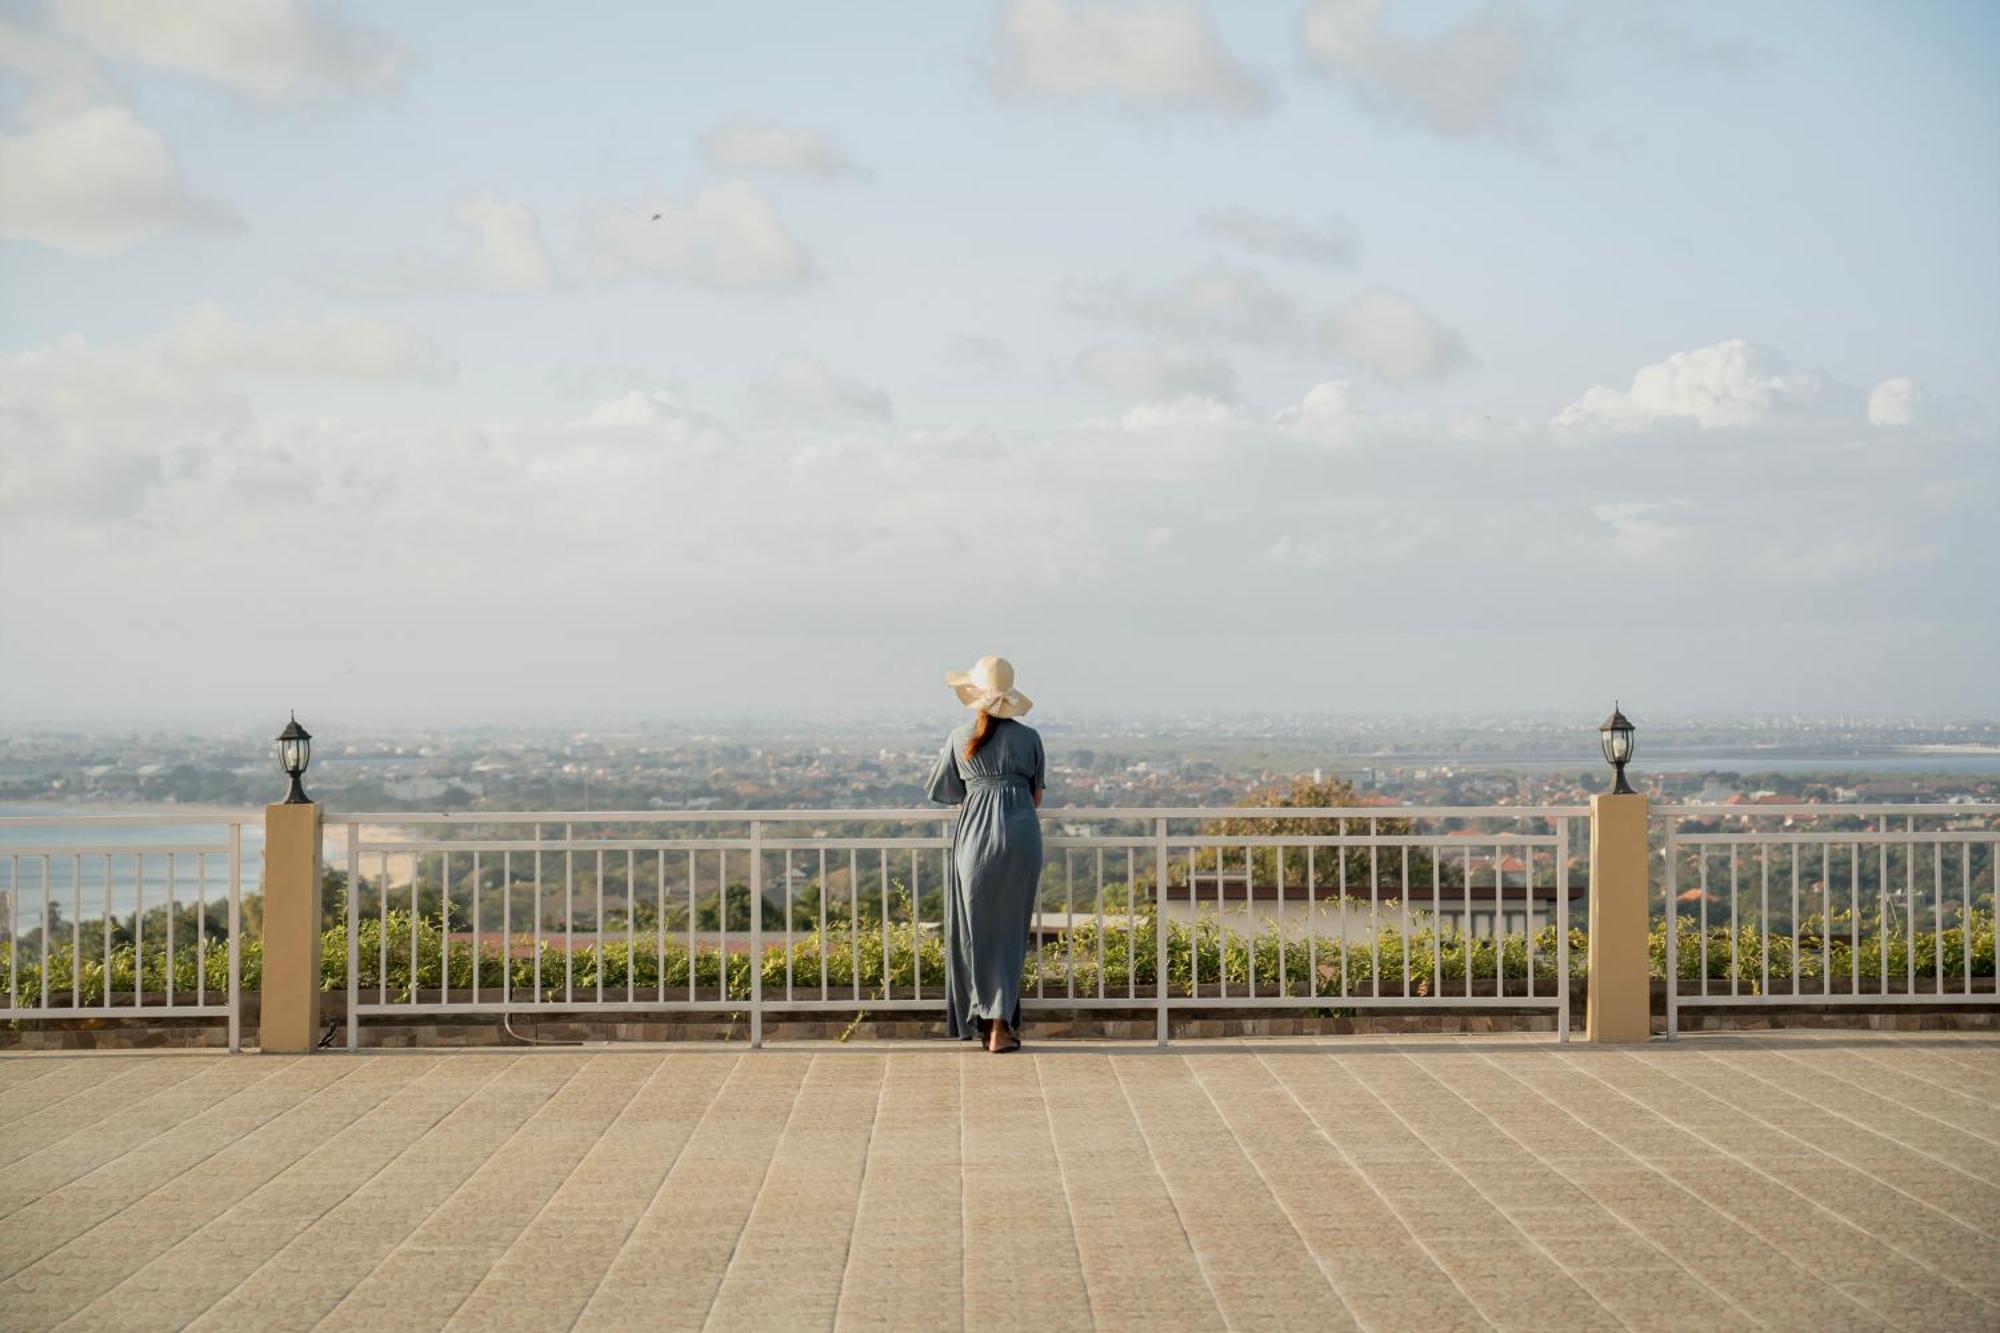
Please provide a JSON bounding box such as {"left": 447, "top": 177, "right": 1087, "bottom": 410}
{"left": 925, "top": 655, "right": 1045, "bottom": 1054}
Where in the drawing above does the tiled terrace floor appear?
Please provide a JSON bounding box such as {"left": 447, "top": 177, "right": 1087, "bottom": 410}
{"left": 0, "top": 1032, "right": 1995, "bottom": 1332}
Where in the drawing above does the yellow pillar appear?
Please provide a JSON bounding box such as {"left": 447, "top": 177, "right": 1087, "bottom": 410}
{"left": 1586, "top": 792, "right": 1652, "bottom": 1043}
{"left": 260, "top": 801, "right": 323, "bottom": 1053}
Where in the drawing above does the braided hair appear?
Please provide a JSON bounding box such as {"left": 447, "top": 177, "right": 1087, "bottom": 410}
{"left": 962, "top": 709, "right": 997, "bottom": 762}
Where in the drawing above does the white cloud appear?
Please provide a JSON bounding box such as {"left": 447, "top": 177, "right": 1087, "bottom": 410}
{"left": 1554, "top": 339, "right": 1827, "bottom": 431}
{"left": 5, "top": 333, "right": 1992, "bottom": 718}
{"left": 1, "top": 304, "right": 447, "bottom": 411}
{"left": 0, "top": 306, "right": 448, "bottom": 519}
{"left": 1074, "top": 343, "right": 1236, "bottom": 402}
{"left": 51, "top": 0, "right": 406, "bottom": 99}
{"left": 1059, "top": 261, "right": 1302, "bottom": 349}
{"left": 1868, "top": 377, "right": 1923, "bottom": 428}
{"left": 575, "top": 391, "right": 733, "bottom": 456}
{"left": 1273, "top": 378, "right": 1445, "bottom": 446}
{"left": 0, "top": 101, "right": 233, "bottom": 255}
{"left": 582, "top": 391, "right": 675, "bottom": 429}
{"left": 751, "top": 356, "right": 892, "bottom": 424}
{"left": 1105, "top": 396, "right": 1241, "bottom": 431}
{"left": 1317, "top": 287, "right": 1467, "bottom": 382}
{"left": 580, "top": 183, "right": 819, "bottom": 292}
{"left": 3, "top": 336, "right": 236, "bottom": 438}
{"left": 160, "top": 304, "right": 451, "bottom": 381}
{"left": 700, "top": 116, "right": 865, "bottom": 180}
{"left": 0, "top": 17, "right": 233, "bottom": 256}
{"left": 994, "top": 0, "right": 1269, "bottom": 115}
{"left": 0, "top": 13, "right": 108, "bottom": 99}
{"left": 453, "top": 197, "right": 557, "bottom": 292}
{"left": 0, "top": 0, "right": 402, "bottom": 255}
{"left": 1299, "top": 0, "right": 1555, "bottom": 138}
{"left": 1062, "top": 266, "right": 1468, "bottom": 382}
{"left": 333, "top": 196, "right": 558, "bottom": 296}
{"left": 1275, "top": 380, "right": 1363, "bottom": 444}
{"left": 1198, "top": 207, "right": 1359, "bottom": 266}
{"left": 1283, "top": 379, "right": 1357, "bottom": 421}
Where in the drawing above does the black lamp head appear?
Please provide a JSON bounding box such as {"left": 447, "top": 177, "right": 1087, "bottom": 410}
{"left": 276, "top": 711, "right": 313, "bottom": 804}
{"left": 1598, "top": 702, "right": 1636, "bottom": 795}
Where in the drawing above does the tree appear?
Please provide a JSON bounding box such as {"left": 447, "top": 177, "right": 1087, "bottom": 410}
{"left": 1196, "top": 775, "right": 1428, "bottom": 896}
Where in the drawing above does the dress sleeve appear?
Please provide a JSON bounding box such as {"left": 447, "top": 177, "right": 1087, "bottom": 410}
{"left": 925, "top": 742, "right": 967, "bottom": 806}
{"left": 1030, "top": 730, "right": 1046, "bottom": 796}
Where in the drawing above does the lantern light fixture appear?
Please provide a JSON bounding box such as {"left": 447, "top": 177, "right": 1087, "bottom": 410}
{"left": 277, "top": 712, "right": 313, "bottom": 805}
{"left": 1599, "top": 702, "right": 1636, "bottom": 796}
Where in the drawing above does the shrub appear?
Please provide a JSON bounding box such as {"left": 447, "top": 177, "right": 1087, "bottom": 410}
{"left": 4, "top": 903, "right": 1989, "bottom": 1009}
{"left": 1654, "top": 905, "right": 1995, "bottom": 988}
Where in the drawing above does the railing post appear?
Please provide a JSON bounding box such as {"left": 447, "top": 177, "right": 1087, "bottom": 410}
{"left": 260, "top": 800, "right": 324, "bottom": 1053}
{"left": 1556, "top": 816, "right": 1570, "bottom": 1043}
{"left": 345, "top": 822, "right": 359, "bottom": 1051}
{"left": 1154, "top": 817, "right": 1169, "bottom": 1047}
{"left": 227, "top": 822, "right": 242, "bottom": 1053}
{"left": 1664, "top": 823, "right": 1678, "bottom": 1040}
{"left": 1586, "top": 792, "right": 1651, "bottom": 1043}
{"left": 749, "top": 818, "right": 763, "bottom": 1049}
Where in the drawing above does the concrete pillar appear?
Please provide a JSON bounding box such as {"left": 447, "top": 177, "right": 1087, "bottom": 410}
{"left": 1586, "top": 792, "right": 1651, "bottom": 1043}
{"left": 260, "top": 801, "right": 323, "bottom": 1053}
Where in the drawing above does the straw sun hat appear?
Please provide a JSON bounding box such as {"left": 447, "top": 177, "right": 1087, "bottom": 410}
{"left": 945, "top": 655, "right": 1034, "bottom": 719}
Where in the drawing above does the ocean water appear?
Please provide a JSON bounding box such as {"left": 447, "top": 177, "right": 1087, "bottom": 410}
{"left": 0, "top": 805, "right": 265, "bottom": 936}
{"left": 1365, "top": 750, "right": 2000, "bottom": 777}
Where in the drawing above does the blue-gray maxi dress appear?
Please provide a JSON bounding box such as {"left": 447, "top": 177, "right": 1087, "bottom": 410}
{"left": 925, "top": 717, "right": 1045, "bottom": 1038}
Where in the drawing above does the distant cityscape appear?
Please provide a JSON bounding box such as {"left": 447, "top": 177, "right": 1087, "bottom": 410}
{"left": 3, "top": 714, "right": 1995, "bottom": 813}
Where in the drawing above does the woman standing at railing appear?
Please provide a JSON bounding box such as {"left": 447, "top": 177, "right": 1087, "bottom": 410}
{"left": 926, "top": 655, "right": 1045, "bottom": 1054}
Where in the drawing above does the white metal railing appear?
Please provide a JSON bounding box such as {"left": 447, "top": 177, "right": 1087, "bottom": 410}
{"left": 0, "top": 814, "right": 248, "bottom": 1050}
{"left": 6, "top": 801, "right": 1992, "bottom": 1052}
{"left": 331, "top": 806, "right": 1586, "bottom": 1048}
{"left": 1660, "top": 804, "right": 1999, "bottom": 1038}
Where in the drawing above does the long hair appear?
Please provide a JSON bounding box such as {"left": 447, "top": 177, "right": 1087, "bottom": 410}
{"left": 962, "top": 709, "right": 997, "bottom": 762}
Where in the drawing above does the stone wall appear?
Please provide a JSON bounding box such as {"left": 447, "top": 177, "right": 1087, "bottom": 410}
{"left": 2, "top": 990, "right": 1992, "bottom": 1050}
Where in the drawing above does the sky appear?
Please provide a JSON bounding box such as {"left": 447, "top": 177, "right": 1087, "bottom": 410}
{"left": 1, "top": 0, "right": 1996, "bottom": 729}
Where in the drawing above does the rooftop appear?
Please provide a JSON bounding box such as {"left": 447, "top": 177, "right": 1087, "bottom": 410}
{"left": 2, "top": 1032, "right": 1995, "bottom": 1330}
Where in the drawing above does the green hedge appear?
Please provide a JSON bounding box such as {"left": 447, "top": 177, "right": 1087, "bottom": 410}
{"left": 5, "top": 903, "right": 1990, "bottom": 1008}
{"left": 0, "top": 937, "right": 246, "bottom": 1007}
{"left": 323, "top": 909, "right": 1579, "bottom": 1003}
{"left": 1656, "top": 908, "right": 1995, "bottom": 984}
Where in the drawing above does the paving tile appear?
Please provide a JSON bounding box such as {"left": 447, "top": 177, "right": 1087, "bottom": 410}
{"left": 312, "top": 1054, "right": 662, "bottom": 1332}
{"left": 574, "top": 1054, "right": 810, "bottom": 1330}
{"left": 1, "top": 1035, "right": 1996, "bottom": 1332}
{"left": 0, "top": 1057, "right": 292, "bottom": 1221}
{"left": 55, "top": 1057, "right": 509, "bottom": 1332}
{"left": 1514, "top": 1050, "right": 1995, "bottom": 1329}
{"left": 185, "top": 1054, "right": 587, "bottom": 1333}
{"left": 952, "top": 1053, "right": 1096, "bottom": 1325}
{"left": 0, "top": 1056, "right": 404, "bottom": 1327}
{"left": 0, "top": 1055, "right": 146, "bottom": 1113}
{"left": 0, "top": 1057, "right": 217, "bottom": 1167}
{"left": 1030, "top": 1053, "right": 1221, "bottom": 1328}
{"left": 832, "top": 1036, "right": 964, "bottom": 1333}
{"left": 703, "top": 1054, "right": 886, "bottom": 1329}
{"left": 1115, "top": 1054, "right": 1363, "bottom": 1327}
{"left": 440, "top": 1053, "right": 738, "bottom": 1333}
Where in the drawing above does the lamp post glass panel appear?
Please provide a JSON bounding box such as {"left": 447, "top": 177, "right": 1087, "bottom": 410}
{"left": 1599, "top": 703, "right": 1636, "bottom": 795}
{"left": 277, "top": 713, "right": 313, "bottom": 804}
